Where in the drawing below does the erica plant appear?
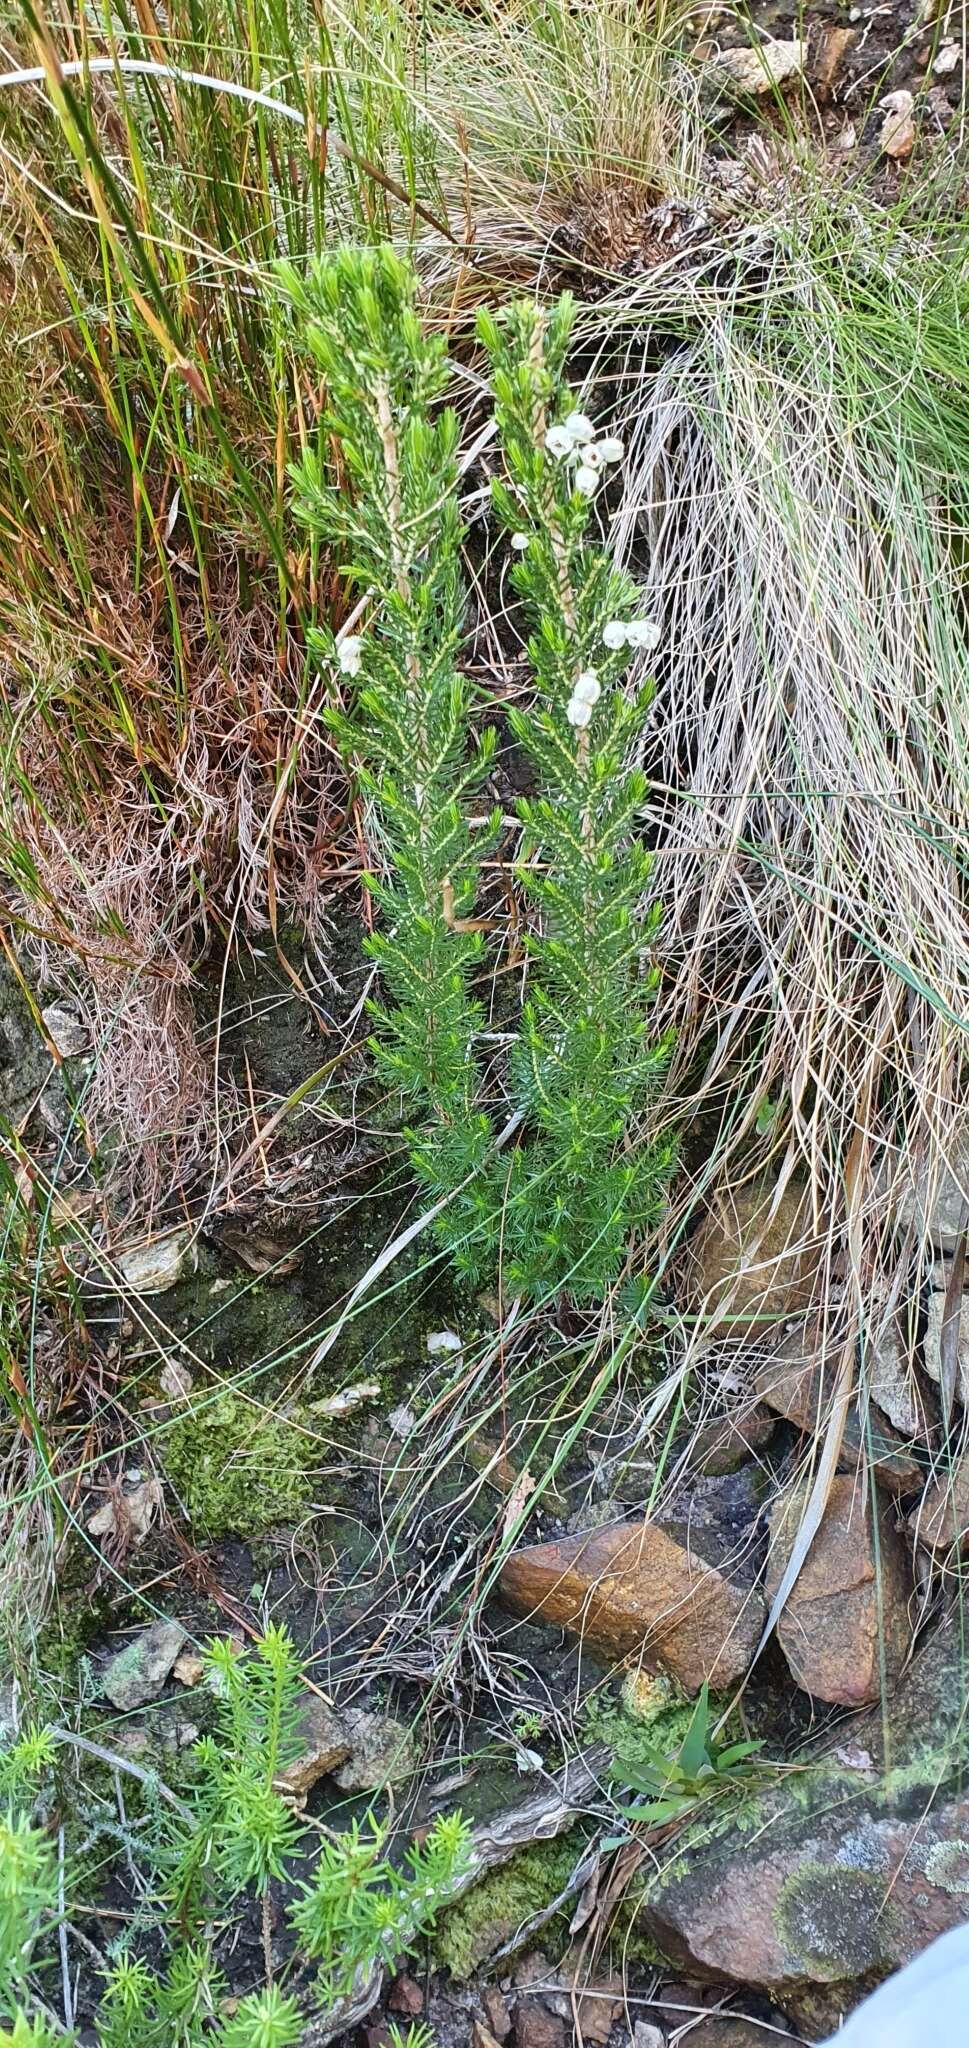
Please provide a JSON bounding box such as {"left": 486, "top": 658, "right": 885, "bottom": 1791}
{"left": 284, "top": 251, "right": 674, "bottom": 1302}
{"left": 480, "top": 296, "right": 675, "bottom": 1297}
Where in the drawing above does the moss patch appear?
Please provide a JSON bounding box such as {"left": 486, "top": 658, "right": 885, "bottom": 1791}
{"left": 162, "top": 1389, "right": 314, "bottom": 1538}
{"left": 434, "top": 1831, "right": 584, "bottom": 1978}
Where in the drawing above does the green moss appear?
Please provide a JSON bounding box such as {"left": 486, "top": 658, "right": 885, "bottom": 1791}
{"left": 434, "top": 1830, "right": 584, "bottom": 1979}
{"left": 162, "top": 1390, "right": 314, "bottom": 1538}
{"left": 774, "top": 1862, "right": 894, "bottom": 1980}
{"left": 584, "top": 1672, "right": 695, "bottom": 1775}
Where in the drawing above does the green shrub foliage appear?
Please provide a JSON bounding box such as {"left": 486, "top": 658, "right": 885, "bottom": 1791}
{"left": 284, "top": 248, "right": 673, "bottom": 1298}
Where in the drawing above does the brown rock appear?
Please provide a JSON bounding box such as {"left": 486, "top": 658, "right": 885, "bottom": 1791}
{"left": 639, "top": 1625, "right": 969, "bottom": 2026}
{"left": 388, "top": 1975, "right": 423, "bottom": 2016}
{"left": 474, "top": 2027, "right": 503, "bottom": 2048}
{"left": 686, "top": 1402, "right": 775, "bottom": 1476}
{"left": 908, "top": 1448, "right": 969, "bottom": 1552}
{"left": 573, "top": 1984, "right": 623, "bottom": 2043}
{"left": 766, "top": 1474, "right": 910, "bottom": 1704}
{"left": 754, "top": 1319, "right": 925, "bottom": 1493}
{"left": 683, "top": 1181, "right": 818, "bottom": 1338}
{"left": 274, "top": 1694, "right": 350, "bottom": 1799}
{"left": 481, "top": 1988, "right": 513, "bottom": 2040}
{"left": 514, "top": 2002, "right": 565, "bottom": 2048}
{"left": 879, "top": 89, "right": 916, "bottom": 159}
{"left": 678, "top": 2026, "right": 777, "bottom": 2048}
{"left": 811, "top": 23, "right": 855, "bottom": 94}
{"left": 500, "top": 1515, "right": 763, "bottom": 1692}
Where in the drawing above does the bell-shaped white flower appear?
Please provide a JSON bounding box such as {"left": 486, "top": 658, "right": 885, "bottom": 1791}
{"left": 566, "top": 695, "right": 593, "bottom": 729}
{"left": 572, "top": 670, "right": 601, "bottom": 706}
{"left": 337, "top": 634, "right": 363, "bottom": 676}
{"left": 625, "top": 618, "right": 661, "bottom": 651}
{"left": 510, "top": 531, "right": 529, "bottom": 551}
{"left": 594, "top": 435, "right": 625, "bottom": 464}
{"left": 574, "top": 464, "right": 599, "bottom": 497}
{"left": 545, "top": 423, "right": 573, "bottom": 459}
{"left": 563, "top": 410, "right": 595, "bottom": 446}
{"left": 602, "top": 620, "right": 629, "bottom": 650}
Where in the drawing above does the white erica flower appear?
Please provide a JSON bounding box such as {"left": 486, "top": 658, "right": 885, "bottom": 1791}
{"left": 593, "top": 435, "right": 625, "bottom": 464}
{"left": 510, "top": 531, "right": 530, "bottom": 551}
{"left": 563, "top": 410, "right": 595, "bottom": 446}
{"left": 574, "top": 464, "right": 599, "bottom": 498}
{"left": 602, "top": 620, "right": 629, "bottom": 650}
{"left": 337, "top": 634, "right": 363, "bottom": 676}
{"left": 545, "top": 422, "right": 574, "bottom": 459}
{"left": 625, "top": 618, "right": 661, "bottom": 651}
{"left": 566, "top": 695, "right": 593, "bottom": 729}
{"left": 572, "top": 669, "right": 601, "bottom": 706}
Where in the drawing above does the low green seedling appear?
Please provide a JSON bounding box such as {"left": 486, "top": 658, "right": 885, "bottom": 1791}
{"left": 608, "top": 1683, "right": 763, "bottom": 1832}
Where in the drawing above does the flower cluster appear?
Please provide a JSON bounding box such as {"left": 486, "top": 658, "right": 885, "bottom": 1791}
{"left": 545, "top": 409, "right": 624, "bottom": 498}
{"left": 602, "top": 617, "right": 661, "bottom": 653}
{"left": 566, "top": 668, "right": 601, "bottom": 729}
{"left": 337, "top": 633, "right": 363, "bottom": 676}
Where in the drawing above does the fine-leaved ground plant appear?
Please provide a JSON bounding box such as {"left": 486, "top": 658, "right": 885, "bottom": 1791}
{"left": 283, "top": 249, "right": 673, "bottom": 1300}
{"left": 0, "top": 1629, "right": 470, "bottom": 2047}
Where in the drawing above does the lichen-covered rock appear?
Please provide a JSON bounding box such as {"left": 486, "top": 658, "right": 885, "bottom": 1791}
{"left": 639, "top": 1623, "right": 969, "bottom": 2029}
{"left": 332, "top": 1708, "right": 417, "bottom": 1791}
{"left": 766, "top": 1473, "right": 909, "bottom": 1704}
{"left": 683, "top": 1181, "right": 818, "bottom": 1338}
{"left": 922, "top": 1286, "right": 969, "bottom": 1408}
{"left": 714, "top": 39, "right": 806, "bottom": 94}
{"left": 499, "top": 1508, "right": 764, "bottom": 1692}
{"left": 101, "top": 1619, "right": 186, "bottom": 1710}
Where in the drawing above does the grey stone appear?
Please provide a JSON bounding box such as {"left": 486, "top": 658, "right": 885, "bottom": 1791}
{"left": 102, "top": 1620, "right": 187, "bottom": 1710}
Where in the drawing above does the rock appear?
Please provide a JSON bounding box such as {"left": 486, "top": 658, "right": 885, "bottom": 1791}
{"left": 933, "top": 40, "right": 960, "bottom": 72}
{"left": 923, "top": 1287, "right": 969, "bottom": 1406}
{"left": 683, "top": 1181, "right": 818, "bottom": 1338}
{"left": 172, "top": 1652, "right": 205, "bottom": 1687}
{"left": 754, "top": 1320, "right": 925, "bottom": 1493}
{"left": 766, "top": 1474, "right": 909, "bottom": 1704}
{"left": 159, "top": 1360, "right": 193, "bottom": 1401}
{"left": 481, "top": 1988, "right": 513, "bottom": 2040}
{"left": 685, "top": 1402, "right": 775, "bottom": 1476}
{"left": 811, "top": 24, "right": 856, "bottom": 94}
{"left": 388, "top": 1975, "right": 423, "bottom": 2016}
{"left": 332, "top": 1708, "right": 417, "bottom": 1791}
{"left": 908, "top": 1446, "right": 969, "bottom": 1552}
{"left": 514, "top": 2001, "right": 565, "bottom": 2048}
{"left": 678, "top": 2025, "right": 780, "bottom": 2048}
{"left": 632, "top": 2028, "right": 665, "bottom": 2048}
{"left": 500, "top": 1509, "right": 764, "bottom": 1693}
{"left": 573, "top": 1983, "right": 623, "bottom": 2043}
{"left": 87, "top": 1477, "right": 162, "bottom": 1546}
{"left": 895, "top": 1128, "right": 969, "bottom": 1249}
{"left": 879, "top": 89, "right": 916, "bottom": 159}
{"left": 101, "top": 1619, "right": 186, "bottom": 1710}
{"left": 42, "top": 1001, "right": 89, "bottom": 1057}
{"left": 715, "top": 39, "right": 806, "bottom": 93}
{"left": 639, "top": 1624, "right": 969, "bottom": 2028}
{"left": 275, "top": 1694, "right": 351, "bottom": 1798}
{"left": 114, "top": 1227, "right": 196, "bottom": 1296}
